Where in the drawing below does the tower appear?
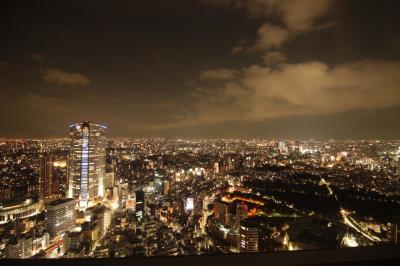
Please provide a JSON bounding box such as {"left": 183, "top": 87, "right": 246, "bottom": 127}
{"left": 67, "top": 122, "right": 107, "bottom": 209}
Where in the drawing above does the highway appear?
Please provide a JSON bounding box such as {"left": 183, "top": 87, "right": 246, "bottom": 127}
{"left": 320, "top": 178, "right": 382, "bottom": 243}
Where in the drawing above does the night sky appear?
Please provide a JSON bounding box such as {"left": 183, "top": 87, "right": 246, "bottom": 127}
{"left": 1, "top": 0, "right": 400, "bottom": 139}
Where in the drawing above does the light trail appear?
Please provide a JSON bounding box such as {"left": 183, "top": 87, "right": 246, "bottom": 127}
{"left": 320, "top": 178, "right": 381, "bottom": 243}
{"left": 44, "top": 238, "right": 63, "bottom": 258}
{"left": 340, "top": 209, "right": 380, "bottom": 242}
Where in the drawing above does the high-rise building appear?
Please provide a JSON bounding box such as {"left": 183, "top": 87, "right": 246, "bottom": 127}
{"left": 213, "top": 200, "right": 229, "bottom": 225}
{"left": 45, "top": 198, "right": 76, "bottom": 238}
{"left": 103, "top": 208, "right": 112, "bottom": 233}
{"left": 236, "top": 202, "right": 248, "bottom": 228}
{"left": 112, "top": 186, "right": 119, "bottom": 204}
{"left": 104, "top": 172, "right": 115, "bottom": 189}
{"left": 135, "top": 190, "right": 145, "bottom": 221}
{"left": 39, "top": 153, "right": 54, "bottom": 198}
{"left": 278, "top": 141, "right": 288, "bottom": 154}
{"left": 238, "top": 219, "right": 259, "bottom": 253}
{"left": 67, "top": 122, "right": 107, "bottom": 209}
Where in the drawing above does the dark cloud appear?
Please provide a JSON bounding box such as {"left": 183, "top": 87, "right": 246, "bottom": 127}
{"left": 40, "top": 68, "right": 90, "bottom": 85}
{"left": 200, "top": 68, "right": 240, "bottom": 80}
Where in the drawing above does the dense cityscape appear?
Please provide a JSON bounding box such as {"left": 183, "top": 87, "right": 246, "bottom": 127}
{"left": 0, "top": 121, "right": 399, "bottom": 259}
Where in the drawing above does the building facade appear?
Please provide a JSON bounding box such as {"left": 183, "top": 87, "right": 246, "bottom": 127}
{"left": 67, "top": 122, "right": 107, "bottom": 209}
{"left": 238, "top": 220, "right": 259, "bottom": 253}
{"left": 39, "top": 153, "right": 54, "bottom": 198}
{"left": 45, "top": 198, "right": 76, "bottom": 238}
{"left": 0, "top": 198, "right": 43, "bottom": 225}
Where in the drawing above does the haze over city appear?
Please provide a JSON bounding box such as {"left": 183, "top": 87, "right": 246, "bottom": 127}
{"left": 1, "top": 0, "right": 400, "bottom": 139}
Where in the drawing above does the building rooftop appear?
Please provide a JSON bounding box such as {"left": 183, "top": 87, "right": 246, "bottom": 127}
{"left": 47, "top": 198, "right": 75, "bottom": 207}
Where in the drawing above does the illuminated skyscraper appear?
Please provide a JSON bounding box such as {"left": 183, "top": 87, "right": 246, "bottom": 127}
{"left": 67, "top": 122, "right": 107, "bottom": 209}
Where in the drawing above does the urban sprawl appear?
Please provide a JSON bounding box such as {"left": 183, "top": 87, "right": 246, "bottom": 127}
{"left": 0, "top": 121, "right": 399, "bottom": 258}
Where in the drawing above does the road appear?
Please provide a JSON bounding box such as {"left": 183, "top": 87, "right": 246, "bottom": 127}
{"left": 44, "top": 238, "right": 63, "bottom": 258}
{"left": 320, "top": 178, "right": 381, "bottom": 243}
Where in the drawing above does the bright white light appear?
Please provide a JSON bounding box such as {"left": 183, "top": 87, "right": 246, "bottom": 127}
{"left": 343, "top": 235, "right": 359, "bottom": 247}
{"left": 111, "top": 201, "right": 119, "bottom": 210}
{"left": 73, "top": 226, "right": 82, "bottom": 232}
{"left": 185, "top": 198, "right": 194, "bottom": 211}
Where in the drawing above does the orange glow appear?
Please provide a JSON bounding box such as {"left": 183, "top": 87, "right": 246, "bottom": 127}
{"left": 221, "top": 195, "right": 264, "bottom": 206}
{"left": 247, "top": 208, "right": 258, "bottom": 217}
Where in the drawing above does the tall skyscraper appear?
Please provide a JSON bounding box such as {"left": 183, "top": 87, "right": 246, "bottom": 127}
{"left": 46, "top": 198, "right": 76, "bottom": 239}
{"left": 67, "top": 122, "right": 107, "bottom": 209}
{"left": 39, "top": 153, "right": 54, "bottom": 198}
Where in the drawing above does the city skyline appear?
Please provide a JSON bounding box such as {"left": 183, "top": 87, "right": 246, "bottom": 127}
{"left": 0, "top": 0, "right": 400, "bottom": 261}
{"left": 1, "top": 125, "right": 400, "bottom": 258}
{"left": 1, "top": 0, "right": 400, "bottom": 139}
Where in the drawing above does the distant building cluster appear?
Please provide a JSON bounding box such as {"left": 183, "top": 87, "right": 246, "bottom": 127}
{"left": 0, "top": 125, "right": 399, "bottom": 258}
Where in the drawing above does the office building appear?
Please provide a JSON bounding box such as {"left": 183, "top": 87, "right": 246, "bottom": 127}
{"left": 103, "top": 208, "right": 112, "bottom": 233}
{"left": 62, "top": 231, "right": 82, "bottom": 254}
{"left": 214, "top": 200, "right": 229, "bottom": 225}
{"left": 238, "top": 219, "right": 259, "bottom": 253}
{"left": 46, "top": 198, "right": 76, "bottom": 238}
{"left": 135, "top": 190, "right": 145, "bottom": 221}
{"left": 67, "top": 122, "right": 107, "bottom": 209}
{"left": 236, "top": 202, "right": 248, "bottom": 228}
{"left": 104, "top": 172, "right": 115, "bottom": 189}
{"left": 39, "top": 153, "right": 54, "bottom": 198}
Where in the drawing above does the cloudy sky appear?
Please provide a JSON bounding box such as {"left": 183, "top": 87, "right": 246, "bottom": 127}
{"left": 1, "top": 0, "right": 400, "bottom": 139}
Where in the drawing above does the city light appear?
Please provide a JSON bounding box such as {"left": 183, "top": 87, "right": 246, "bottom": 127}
{"left": 1, "top": 0, "right": 399, "bottom": 260}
